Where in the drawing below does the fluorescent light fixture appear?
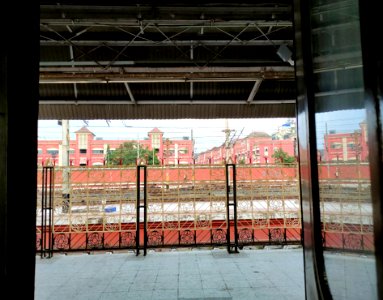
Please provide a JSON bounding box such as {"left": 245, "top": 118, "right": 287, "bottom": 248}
{"left": 277, "top": 44, "right": 294, "bottom": 66}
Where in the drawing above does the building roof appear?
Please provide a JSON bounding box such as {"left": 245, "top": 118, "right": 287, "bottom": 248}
{"left": 149, "top": 128, "right": 163, "bottom": 134}
{"left": 38, "top": 2, "right": 296, "bottom": 120}
{"left": 74, "top": 126, "right": 95, "bottom": 136}
{"left": 246, "top": 131, "right": 271, "bottom": 138}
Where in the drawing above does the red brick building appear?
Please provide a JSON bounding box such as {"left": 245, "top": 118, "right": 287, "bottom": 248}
{"left": 38, "top": 127, "right": 194, "bottom": 166}
{"left": 196, "top": 131, "right": 296, "bottom": 164}
{"left": 323, "top": 122, "right": 368, "bottom": 162}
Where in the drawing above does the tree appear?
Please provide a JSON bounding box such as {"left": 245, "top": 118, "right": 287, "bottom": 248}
{"left": 107, "top": 142, "right": 160, "bottom": 166}
{"left": 272, "top": 148, "right": 296, "bottom": 164}
{"left": 105, "top": 144, "right": 111, "bottom": 165}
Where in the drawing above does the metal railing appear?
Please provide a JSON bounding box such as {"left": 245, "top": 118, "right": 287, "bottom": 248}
{"left": 35, "top": 163, "right": 373, "bottom": 254}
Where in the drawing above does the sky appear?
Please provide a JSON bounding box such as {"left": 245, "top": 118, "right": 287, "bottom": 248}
{"left": 38, "top": 118, "right": 292, "bottom": 154}
{"left": 38, "top": 108, "right": 366, "bottom": 153}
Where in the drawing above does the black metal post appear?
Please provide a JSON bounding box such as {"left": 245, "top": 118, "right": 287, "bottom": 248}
{"left": 136, "top": 165, "right": 147, "bottom": 256}
{"left": 136, "top": 166, "right": 140, "bottom": 255}
{"left": 143, "top": 166, "right": 147, "bottom": 255}
{"left": 48, "top": 168, "right": 54, "bottom": 256}
{"left": 225, "top": 164, "right": 238, "bottom": 254}
{"left": 40, "top": 168, "right": 45, "bottom": 258}
{"left": 233, "top": 165, "right": 238, "bottom": 249}
{"left": 40, "top": 168, "right": 46, "bottom": 258}
{"left": 41, "top": 166, "right": 54, "bottom": 258}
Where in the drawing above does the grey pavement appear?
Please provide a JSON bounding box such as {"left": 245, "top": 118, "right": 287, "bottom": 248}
{"left": 35, "top": 247, "right": 378, "bottom": 300}
{"left": 34, "top": 247, "right": 305, "bottom": 300}
{"left": 324, "top": 252, "right": 378, "bottom": 300}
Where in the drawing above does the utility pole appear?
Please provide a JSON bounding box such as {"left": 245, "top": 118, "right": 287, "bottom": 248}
{"left": 191, "top": 129, "right": 194, "bottom": 163}
{"left": 165, "top": 138, "right": 170, "bottom": 165}
{"left": 222, "top": 119, "right": 234, "bottom": 163}
{"left": 354, "top": 131, "right": 361, "bottom": 192}
{"left": 136, "top": 134, "right": 140, "bottom": 161}
{"left": 61, "top": 120, "right": 70, "bottom": 213}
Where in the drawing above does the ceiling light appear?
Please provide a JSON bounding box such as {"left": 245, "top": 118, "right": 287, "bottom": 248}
{"left": 277, "top": 44, "right": 294, "bottom": 66}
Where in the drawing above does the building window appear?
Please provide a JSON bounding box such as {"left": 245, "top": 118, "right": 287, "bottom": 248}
{"left": 348, "top": 143, "right": 356, "bottom": 150}
{"left": 38, "top": 149, "right": 42, "bottom": 155}
{"left": 331, "top": 142, "right": 342, "bottom": 149}
{"left": 92, "top": 149, "right": 104, "bottom": 154}
{"left": 69, "top": 149, "right": 75, "bottom": 154}
{"left": 80, "top": 149, "right": 87, "bottom": 154}
{"left": 254, "top": 147, "right": 260, "bottom": 155}
{"left": 78, "top": 134, "right": 88, "bottom": 149}
{"left": 165, "top": 149, "right": 175, "bottom": 156}
{"left": 264, "top": 147, "right": 269, "bottom": 157}
{"left": 47, "top": 149, "right": 59, "bottom": 156}
{"left": 152, "top": 134, "right": 160, "bottom": 149}
{"left": 179, "top": 148, "right": 188, "bottom": 154}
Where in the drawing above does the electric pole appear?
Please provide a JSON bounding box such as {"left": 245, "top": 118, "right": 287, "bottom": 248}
{"left": 191, "top": 129, "right": 194, "bottom": 163}
{"left": 61, "top": 120, "right": 70, "bottom": 213}
{"left": 325, "top": 122, "right": 330, "bottom": 178}
{"left": 136, "top": 134, "right": 140, "bottom": 162}
{"left": 222, "top": 119, "right": 234, "bottom": 163}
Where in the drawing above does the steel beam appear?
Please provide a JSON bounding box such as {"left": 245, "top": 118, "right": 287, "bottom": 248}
{"left": 40, "top": 19, "right": 292, "bottom": 28}
{"left": 314, "top": 88, "right": 364, "bottom": 97}
{"left": 40, "top": 66, "right": 293, "bottom": 73}
{"left": 40, "top": 39, "right": 294, "bottom": 47}
{"left": 247, "top": 79, "right": 263, "bottom": 103}
{"left": 124, "top": 82, "right": 136, "bottom": 104}
{"left": 39, "top": 61, "right": 135, "bottom": 66}
{"left": 39, "top": 66, "right": 294, "bottom": 83}
{"left": 40, "top": 5, "right": 292, "bottom": 14}
{"left": 39, "top": 99, "right": 296, "bottom": 105}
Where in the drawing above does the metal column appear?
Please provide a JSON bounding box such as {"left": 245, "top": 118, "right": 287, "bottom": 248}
{"left": 136, "top": 165, "right": 147, "bottom": 256}
{"left": 225, "top": 164, "right": 239, "bottom": 253}
{"left": 41, "top": 166, "right": 54, "bottom": 258}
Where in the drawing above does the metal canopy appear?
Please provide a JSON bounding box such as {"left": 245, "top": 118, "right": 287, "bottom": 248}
{"left": 39, "top": 2, "right": 296, "bottom": 119}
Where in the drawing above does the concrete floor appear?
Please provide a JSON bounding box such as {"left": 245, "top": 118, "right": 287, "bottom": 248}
{"left": 35, "top": 247, "right": 378, "bottom": 300}
{"left": 324, "top": 252, "right": 377, "bottom": 300}
{"left": 35, "top": 246, "right": 305, "bottom": 300}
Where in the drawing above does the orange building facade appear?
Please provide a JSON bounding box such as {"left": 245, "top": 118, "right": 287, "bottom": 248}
{"left": 196, "top": 132, "right": 296, "bottom": 165}
{"left": 322, "top": 122, "right": 368, "bottom": 162}
{"left": 38, "top": 127, "right": 194, "bottom": 166}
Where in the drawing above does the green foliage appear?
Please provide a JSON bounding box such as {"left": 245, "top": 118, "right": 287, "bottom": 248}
{"left": 272, "top": 148, "right": 296, "bottom": 164}
{"left": 106, "top": 142, "right": 160, "bottom": 166}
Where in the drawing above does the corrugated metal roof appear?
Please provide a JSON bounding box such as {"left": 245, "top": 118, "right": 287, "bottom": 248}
{"left": 38, "top": 103, "right": 295, "bottom": 119}
{"left": 39, "top": 2, "right": 296, "bottom": 119}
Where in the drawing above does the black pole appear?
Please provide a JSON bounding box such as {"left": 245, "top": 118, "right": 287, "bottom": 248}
{"left": 136, "top": 166, "right": 140, "bottom": 256}
{"left": 143, "top": 166, "right": 147, "bottom": 256}
{"left": 225, "top": 164, "right": 239, "bottom": 254}
{"left": 136, "top": 165, "right": 147, "bottom": 256}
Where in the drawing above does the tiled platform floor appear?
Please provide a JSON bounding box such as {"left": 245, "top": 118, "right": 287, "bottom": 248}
{"left": 35, "top": 246, "right": 305, "bottom": 300}
{"left": 36, "top": 246, "right": 377, "bottom": 300}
